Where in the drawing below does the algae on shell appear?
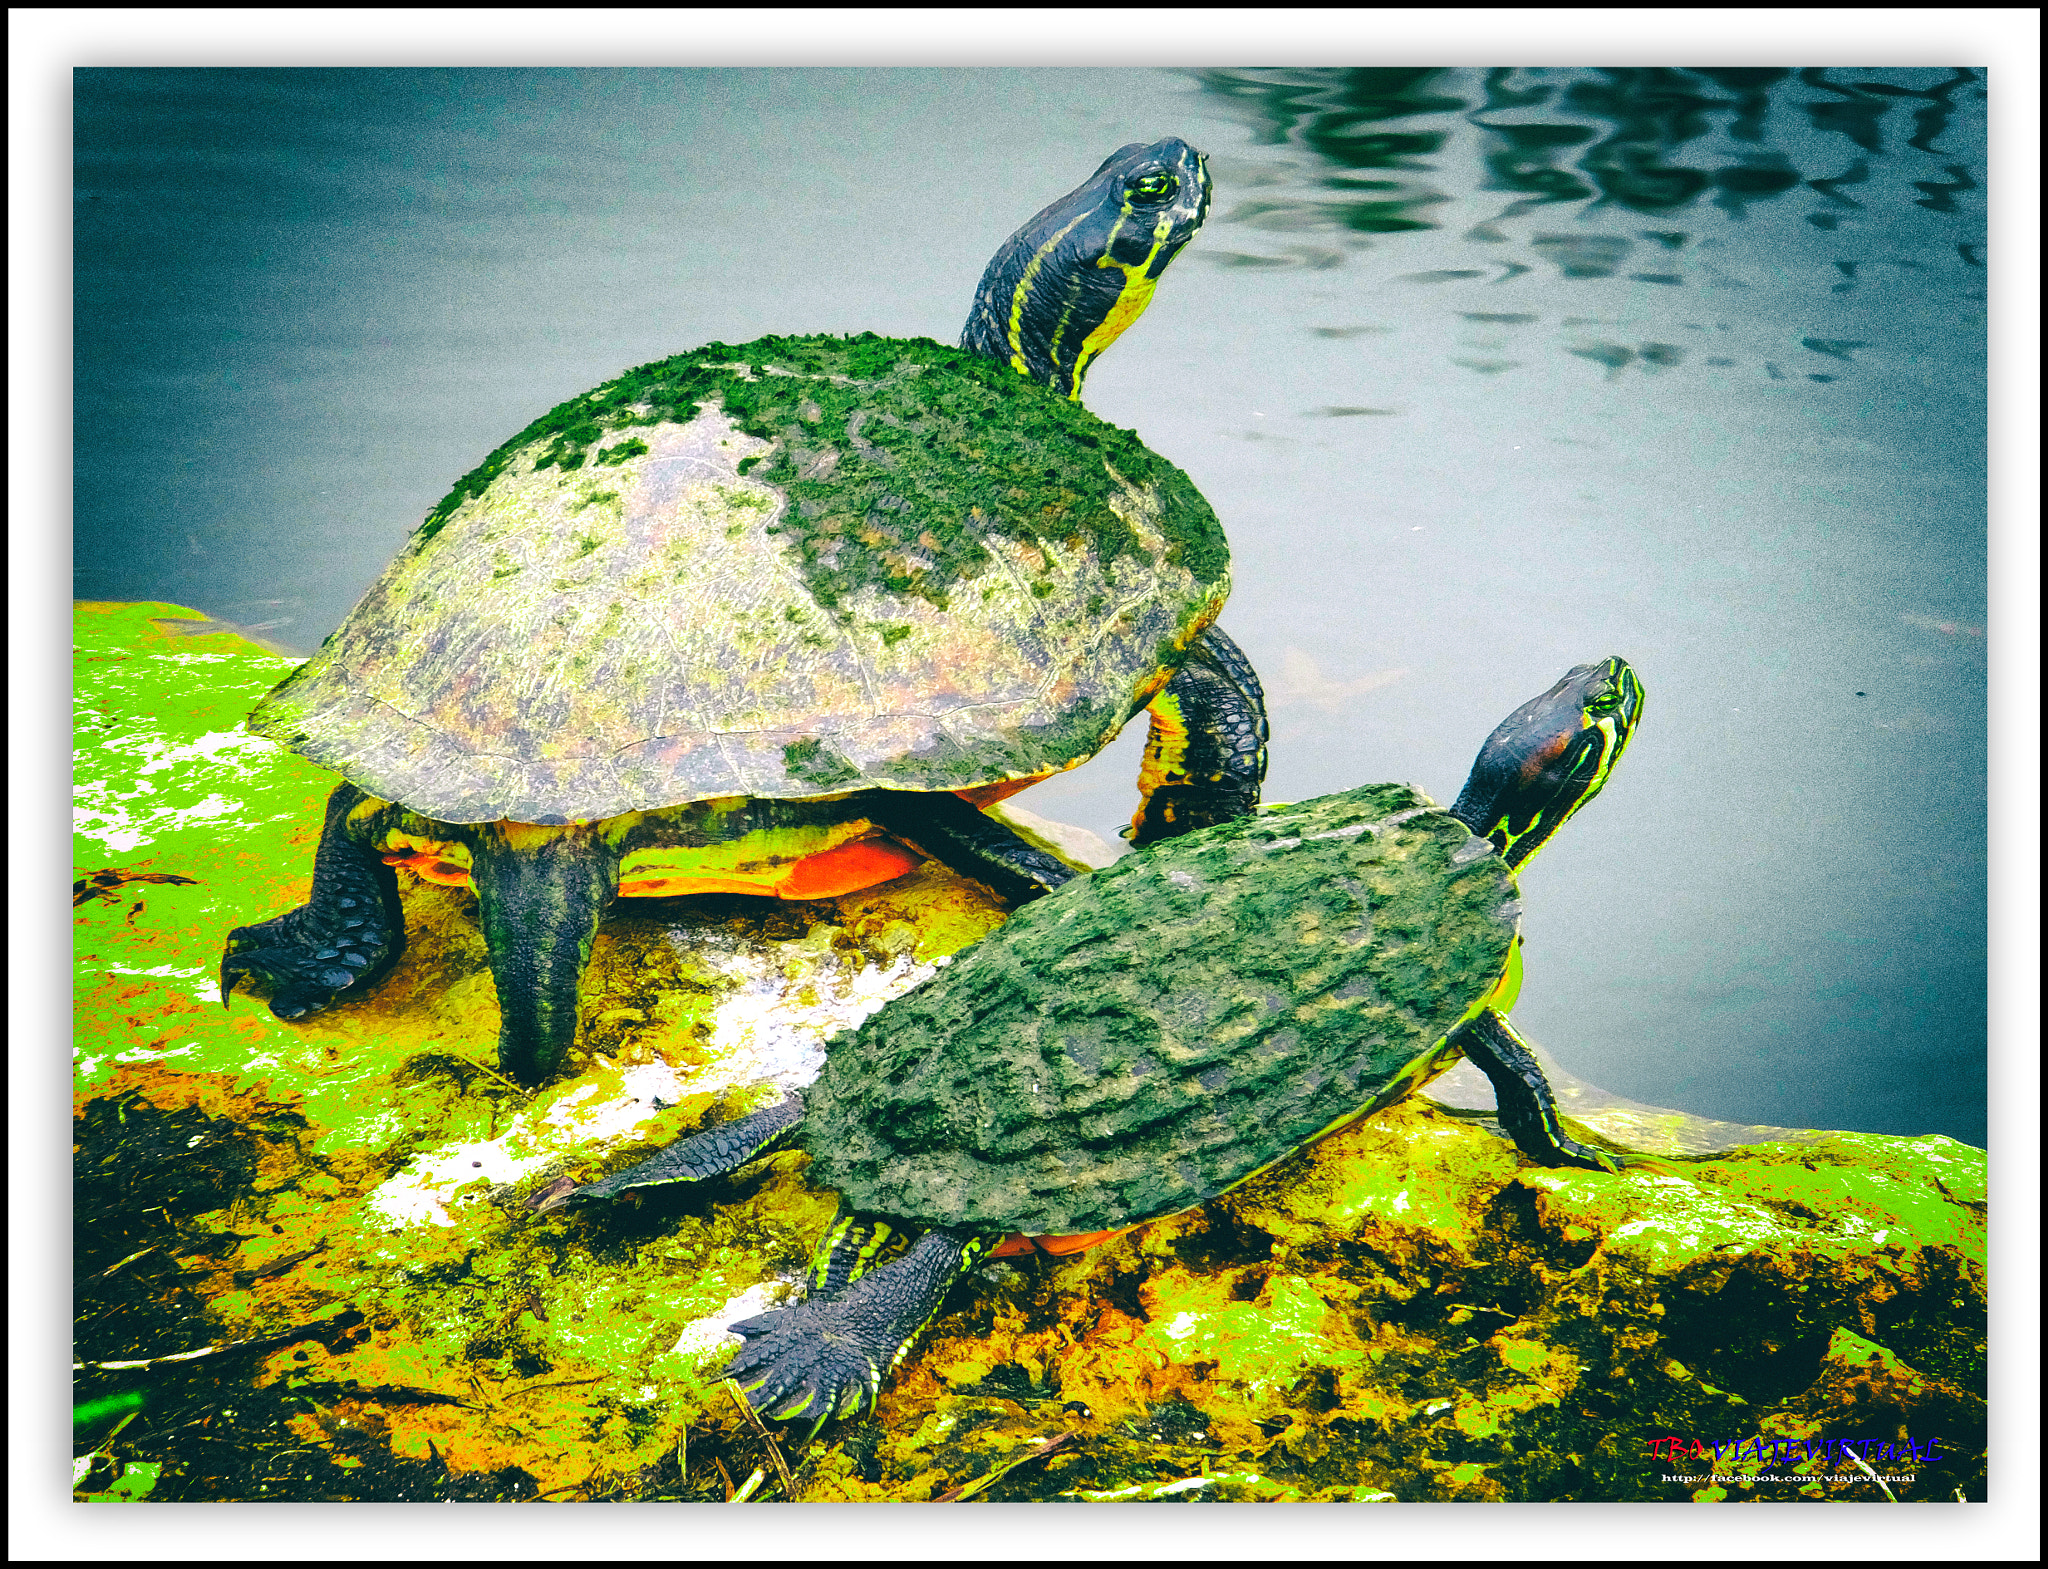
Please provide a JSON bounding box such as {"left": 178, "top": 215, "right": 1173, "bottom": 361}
{"left": 246, "top": 335, "right": 1231, "bottom": 824}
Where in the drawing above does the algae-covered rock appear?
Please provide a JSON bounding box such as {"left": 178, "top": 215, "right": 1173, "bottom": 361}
{"left": 73, "top": 603, "right": 1985, "bottom": 1503}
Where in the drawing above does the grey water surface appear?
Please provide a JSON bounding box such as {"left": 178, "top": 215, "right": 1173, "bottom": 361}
{"left": 73, "top": 67, "right": 1987, "bottom": 1144}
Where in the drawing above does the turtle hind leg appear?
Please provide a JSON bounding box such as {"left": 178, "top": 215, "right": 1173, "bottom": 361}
{"left": 469, "top": 823, "right": 622, "bottom": 1087}
{"left": 1455, "top": 1010, "right": 1623, "bottom": 1173}
{"left": 571, "top": 1096, "right": 807, "bottom": 1202}
{"left": 857, "top": 790, "right": 1078, "bottom": 906}
{"left": 727, "top": 1225, "right": 996, "bottom": 1437}
{"left": 1128, "top": 625, "right": 1268, "bottom": 846}
{"left": 221, "top": 783, "right": 405, "bottom": 1019}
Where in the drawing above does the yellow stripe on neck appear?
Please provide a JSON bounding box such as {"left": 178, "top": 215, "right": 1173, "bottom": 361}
{"left": 1066, "top": 209, "right": 1174, "bottom": 396}
{"left": 1005, "top": 210, "right": 1092, "bottom": 379}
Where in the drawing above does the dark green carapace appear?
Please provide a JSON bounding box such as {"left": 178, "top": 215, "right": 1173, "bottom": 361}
{"left": 806, "top": 784, "right": 1517, "bottom": 1235}
{"left": 427, "top": 334, "right": 1226, "bottom": 608}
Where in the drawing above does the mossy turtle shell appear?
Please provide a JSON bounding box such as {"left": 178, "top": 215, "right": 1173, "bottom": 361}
{"left": 801, "top": 782, "right": 1522, "bottom": 1236}
{"left": 249, "top": 334, "right": 1231, "bottom": 825}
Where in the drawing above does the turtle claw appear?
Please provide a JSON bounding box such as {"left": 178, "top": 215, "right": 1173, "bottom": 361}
{"left": 725, "top": 1304, "right": 885, "bottom": 1432}
{"left": 1554, "top": 1140, "right": 1624, "bottom": 1175}
{"left": 720, "top": 1227, "right": 978, "bottom": 1434}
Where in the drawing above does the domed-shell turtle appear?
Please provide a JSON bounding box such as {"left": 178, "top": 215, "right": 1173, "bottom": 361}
{"left": 220, "top": 138, "right": 1269, "bottom": 1085}
{"left": 571, "top": 657, "right": 1645, "bottom": 1429}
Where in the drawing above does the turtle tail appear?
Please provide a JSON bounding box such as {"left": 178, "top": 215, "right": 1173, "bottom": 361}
{"left": 468, "top": 823, "right": 621, "bottom": 1086}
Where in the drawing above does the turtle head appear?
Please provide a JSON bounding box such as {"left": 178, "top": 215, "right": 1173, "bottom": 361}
{"left": 959, "top": 136, "right": 1210, "bottom": 399}
{"left": 1448, "top": 657, "right": 1645, "bottom": 872}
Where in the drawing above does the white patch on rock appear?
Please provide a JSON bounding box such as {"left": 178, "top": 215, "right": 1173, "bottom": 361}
{"left": 365, "top": 935, "right": 939, "bottom": 1230}
{"left": 668, "top": 1281, "right": 793, "bottom": 1365}
{"left": 98, "top": 962, "right": 233, "bottom": 1019}
{"left": 1081, "top": 1476, "right": 1217, "bottom": 1501}
{"left": 72, "top": 647, "right": 299, "bottom": 853}
{"left": 132, "top": 728, "right": 280, "bottom": 779}
{"left": 672, "top": 931, "right": 938, "bottom": 1095}
{"left": 113, "top": 1041, "right": 200, "bottom": 1067}
{"left": 365, "top": 1061, "right": 692, "bottom": 1228}
{"left": 74, "top": 787, "right": 256, "bottom": 856}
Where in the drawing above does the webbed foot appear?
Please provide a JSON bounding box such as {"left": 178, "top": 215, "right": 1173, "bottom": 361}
{"left": 722, "top": 1226, "right": 991, "bottom": 1437}
{"left": 726, "top": 1299, "right": 892, "bottom": 1432}
{"left": 220, "top": 783, "right": 405, "bottom": 1021}
{"left": 220, "top": 899, "right": 400, "bottom": 1019}
{"left": 1456, "top": 1009, "right": 1624, "bottom": 1174}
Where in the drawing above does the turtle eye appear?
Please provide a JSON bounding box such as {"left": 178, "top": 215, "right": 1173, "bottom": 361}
{"left": 1128, "top": 171, "right": 1178, "bottom": 205}
{"left": 1584, "top": 691, "right": 1621, "bottom": 716}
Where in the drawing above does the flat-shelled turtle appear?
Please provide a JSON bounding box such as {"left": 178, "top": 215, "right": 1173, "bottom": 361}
{"left": 574, "top": 657, "right": 1645, "bottom": 1428}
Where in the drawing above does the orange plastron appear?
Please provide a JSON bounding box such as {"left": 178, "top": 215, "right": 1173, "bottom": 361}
{"left": 613, "top": 832, "right": 923, "bottom": 900}
{"left": 377, "top": 780, "right": 1059, "bottom": 903}
{"left": 987, "top": 1225, "right": 1137, "bottom": 1261}
{"left": 379, "top": 848, "right": 473, "bottom": 886}
{"left": 381, "top": 831, "right": 924, "bottom": 901}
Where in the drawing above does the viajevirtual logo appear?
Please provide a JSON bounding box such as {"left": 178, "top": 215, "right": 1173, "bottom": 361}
{"left": 1644, "top": 1435, "right": 1943, "bottom": 1467}
{"left": 1642, "top": 1434, "right": 1956, "bottom": 1499}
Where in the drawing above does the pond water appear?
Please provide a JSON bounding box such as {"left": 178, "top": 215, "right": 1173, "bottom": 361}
{"left": 74, "top": 67, "right": 1988, "bottom": 1144}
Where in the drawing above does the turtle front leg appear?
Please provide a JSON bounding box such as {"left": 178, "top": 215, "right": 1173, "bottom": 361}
{"left": 807, "top": 1197, "right": 912, "bottom": 1303}
{"left": 221, "top": 783, "right": 406, "bottom": 1019}
{"left": 1128, "top": 625, "right": 1268, "bottom": 846}
{"left": 727, "top": 1224, "right": 996, "bottom": 1434}
{"left": 1454, "top": 1009, "right": 1621, "bottom": 1173}
{"left": 469, "top": 823, "right": 622, "bottom": 1086}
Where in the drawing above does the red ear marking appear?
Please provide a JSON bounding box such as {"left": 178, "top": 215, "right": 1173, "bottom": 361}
{"left": 1516, "top": 733, "right": 1569, "bottom": 787}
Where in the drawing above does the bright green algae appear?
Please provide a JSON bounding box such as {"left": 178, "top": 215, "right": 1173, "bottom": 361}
{"left": 73, "top": 602, "right": 1013, "bottom": 1501}
{"left": 75, "top": 604, "right": 1985, "bottom": 1501}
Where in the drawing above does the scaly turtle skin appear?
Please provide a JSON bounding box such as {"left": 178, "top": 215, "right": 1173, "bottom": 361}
{"left": 220, "top": 139, "right": 1269, "bottom": 1085}
{"left": 573, "top": 657, "right": 1645, "bottom": 1431}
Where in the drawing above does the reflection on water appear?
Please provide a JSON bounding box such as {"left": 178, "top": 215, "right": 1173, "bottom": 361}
{"left": 70, "top": 66, "right": 1987, "bottom": 1146}
{"left": 1194, "top": 65, "right": 1980, "bottom": 231}
{"left": 1185, "top": 67, "right": 1982, "bottom": 409}
{"left": 1186, "top": 68, "right": 1982, "bottom": 375}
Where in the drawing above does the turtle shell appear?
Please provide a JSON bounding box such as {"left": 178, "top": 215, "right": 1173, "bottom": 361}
{"left": 801, "top": 782, "right": 1522, "bottom": 1236}
{"left": 248, "top": 334, "right": 1230, "bottom": 825}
